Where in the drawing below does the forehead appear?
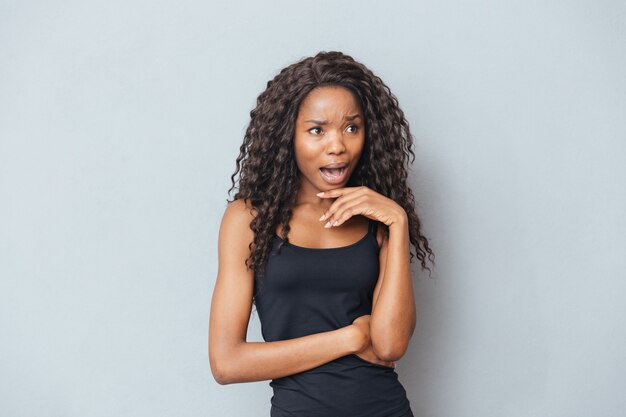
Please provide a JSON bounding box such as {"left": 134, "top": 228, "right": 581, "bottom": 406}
{"left": 297, "top": 85, "right": 361, "bottom": 117}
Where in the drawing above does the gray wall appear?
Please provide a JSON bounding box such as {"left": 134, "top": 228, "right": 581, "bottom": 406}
{"left": 1, "top": 1, "right": 624, "bottom": 416}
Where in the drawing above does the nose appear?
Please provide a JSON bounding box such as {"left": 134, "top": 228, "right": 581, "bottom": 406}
{"left": 325, "top": 129, "right": 347, "bottom": 154}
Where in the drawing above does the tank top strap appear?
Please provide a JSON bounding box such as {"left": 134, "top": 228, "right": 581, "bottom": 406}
{"left": 368, "top": 218, "right": 378, "bottom": 236}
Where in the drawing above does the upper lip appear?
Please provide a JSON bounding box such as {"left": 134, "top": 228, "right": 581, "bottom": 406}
{"left": 320, "top": 162, "right": 349, "bottom": 169}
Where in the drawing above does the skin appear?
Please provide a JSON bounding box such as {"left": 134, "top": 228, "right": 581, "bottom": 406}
{"left": 290, "top": 85, "right": 415, "bottom": 362}
{"left": 277, "top": 85, "right": 371, "bottom": 250}
{"left": 208, "top": 85, "right": 415, "bottom": 385}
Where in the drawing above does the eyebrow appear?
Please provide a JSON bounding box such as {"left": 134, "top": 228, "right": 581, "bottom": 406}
{"left": 303, "top": 114, "right": 362, "bottom": 124}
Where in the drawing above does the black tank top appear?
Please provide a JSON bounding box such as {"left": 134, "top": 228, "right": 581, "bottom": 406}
{"left": 253, "top": 218, "right": 414, "bottom": 417}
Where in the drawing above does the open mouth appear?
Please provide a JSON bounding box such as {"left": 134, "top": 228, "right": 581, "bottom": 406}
{"left": 319, "top": 166, "right": 348, "bottom": 184}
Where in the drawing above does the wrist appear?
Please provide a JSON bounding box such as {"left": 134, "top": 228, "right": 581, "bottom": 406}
{"left": 389, "top": 213, "right": 408, "bottom": 230}
{"left": 339, "top": 325, "right": 361, "bottom": 355}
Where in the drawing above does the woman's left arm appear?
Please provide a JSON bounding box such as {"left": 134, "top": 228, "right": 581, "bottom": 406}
{"left": 369, "top": 214, "right": 416, "bottom": 362}
{"left": 317, "top": 186, "right": 416, "bottom": 362}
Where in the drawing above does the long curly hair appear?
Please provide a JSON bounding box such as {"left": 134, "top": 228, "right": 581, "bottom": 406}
{"left": 226, "top": 51, "right": 436, "bottom": 304}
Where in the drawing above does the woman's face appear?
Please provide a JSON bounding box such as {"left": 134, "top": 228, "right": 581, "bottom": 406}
{"left": 293, "top": 85, "right": 365, "bottom": 196}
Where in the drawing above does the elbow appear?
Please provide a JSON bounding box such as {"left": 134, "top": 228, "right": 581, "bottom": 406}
{"left": 371, "top": 317, "right": 416, "bottom": 362}
{"left": 210, "top": 340, "right": 247, "bottom": 385}
{"left": 371, "top": 333, "right": 410, "bottom": 362}
{"left": 211, "top": 359, "right": 236, "bottom": 385}
{"left": 373, "top": 343, "right": 407, "bottom": 363}
{"left": 212, "top": 366, "right": 230, "bottom": 385}
{"left": 210, "top": 357, "right": 230, "bottom": 385}
{"left": 209, "top": 350, "right": 235, "bottom": 385}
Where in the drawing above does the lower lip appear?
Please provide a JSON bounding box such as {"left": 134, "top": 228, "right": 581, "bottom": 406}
{"left": 319, "top": 167, "right": 349, "bottom": 185}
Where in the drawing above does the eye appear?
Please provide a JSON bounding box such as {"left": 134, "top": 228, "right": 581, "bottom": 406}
{"left": 346, "top": 124, "right": 359, "bottom": 133}
{"left": 308, "top": 127, "right": 322, "bottom": 135}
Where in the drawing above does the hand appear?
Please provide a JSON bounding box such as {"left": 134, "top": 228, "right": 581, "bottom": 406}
{"left": 351, "top": 315, "right": 396, "bottom": 369}
{"left": 317, "top": 186, "right": 407, "bottom": 228}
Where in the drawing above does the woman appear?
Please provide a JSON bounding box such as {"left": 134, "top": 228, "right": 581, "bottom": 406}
{"left": 209, "top": 51, "right": 435, "bottom": 417}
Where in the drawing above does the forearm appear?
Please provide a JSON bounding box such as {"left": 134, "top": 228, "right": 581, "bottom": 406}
{"left": 370, "top": 218, "right": 416, "bottom": 361}
{"left": 215, "top": 326, "right": 357, "bottom": 385}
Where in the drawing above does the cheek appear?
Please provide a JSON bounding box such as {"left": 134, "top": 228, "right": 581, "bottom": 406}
{"left": 293, "top": 138, "right": 319, "bottom": 170}
{"left": 349, "top": 134, "right": 366, "bottom": 154}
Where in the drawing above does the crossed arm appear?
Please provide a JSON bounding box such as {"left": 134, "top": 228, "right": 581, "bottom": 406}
{"left": 209, "top": 200, "right": 415, "bottom": 385}
{"left": 209, "top": 200, "right": 361, "bottom": 385}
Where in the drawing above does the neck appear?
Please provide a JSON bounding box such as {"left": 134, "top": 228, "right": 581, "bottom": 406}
{"left": 295, "top": 183, "right": 334, "bottom": 209}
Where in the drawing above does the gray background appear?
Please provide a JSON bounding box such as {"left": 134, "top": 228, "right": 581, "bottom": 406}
{"left": 1, "top": 1, "right": 625, "bottom": 416}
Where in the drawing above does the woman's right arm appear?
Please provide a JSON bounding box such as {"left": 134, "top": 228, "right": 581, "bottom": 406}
{"left": 208, "top": 199, "right": 362, "bottom": 385}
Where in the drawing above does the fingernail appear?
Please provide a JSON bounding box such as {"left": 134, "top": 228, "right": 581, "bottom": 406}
{"left": 316, "top": 192, "right": 324, "bottom": 196}
{"left": 319, "top": 213, "right": 326, "bottom": 221}
{"left": 324, "top": 221, "right": 332, "bottom": 228}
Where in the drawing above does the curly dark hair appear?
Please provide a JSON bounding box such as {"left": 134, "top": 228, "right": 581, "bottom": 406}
{"left": 226, "top": 51, "right": 436, "bottom": 304}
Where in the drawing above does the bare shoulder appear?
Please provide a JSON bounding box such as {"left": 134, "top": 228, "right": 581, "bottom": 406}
{"left": 223, "top": 198, "right": 257, "bottom": 220}
{"left": 219, "top": 198, "right": 257, "bottom": 254}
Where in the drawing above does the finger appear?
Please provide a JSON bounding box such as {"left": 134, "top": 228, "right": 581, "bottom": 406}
{"left": 316, "top": 186, "right": 362, "bottom": 199}
{"left": 326, "top": 191, "right": 369, "bottom": 220}
{"left": 323, "top": 195, "right": 369, "bottom": 228}
{"left": 319, "top": 188, "right": 368, "bottom": 222}
{"left": 322, "top": 198, "right": 363, "bottom": 228}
